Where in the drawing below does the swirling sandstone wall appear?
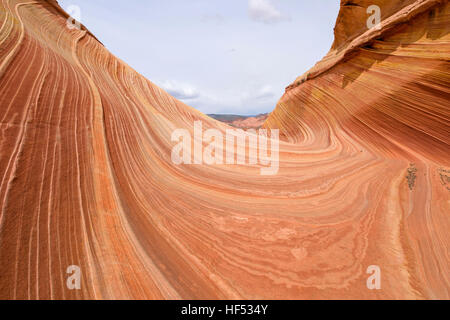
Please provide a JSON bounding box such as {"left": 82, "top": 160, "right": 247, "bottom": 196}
{"left": 0, "top": 0, "right": 448, "bottom": 299}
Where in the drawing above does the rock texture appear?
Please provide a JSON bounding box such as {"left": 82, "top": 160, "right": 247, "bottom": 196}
{"left": 0, "top": 0, "right": 449, "bottom": 299}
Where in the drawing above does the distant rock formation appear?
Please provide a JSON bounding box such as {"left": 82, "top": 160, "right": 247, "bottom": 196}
{"left": 208, "top": 113, "right": 269, "bottom": 129}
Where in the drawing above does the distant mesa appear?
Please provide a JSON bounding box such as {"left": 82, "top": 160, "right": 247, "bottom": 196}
{"left": 208, "top": 113, "right": 269, "bottom": 129}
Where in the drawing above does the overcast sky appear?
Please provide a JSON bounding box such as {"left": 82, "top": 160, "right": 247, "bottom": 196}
{"left": 59, "top": 0, "right": 340, "bottom": 115}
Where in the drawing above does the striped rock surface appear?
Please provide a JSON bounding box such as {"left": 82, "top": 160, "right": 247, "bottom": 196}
{"left": 0, "top": 0, "right": 449, "bottom": 299}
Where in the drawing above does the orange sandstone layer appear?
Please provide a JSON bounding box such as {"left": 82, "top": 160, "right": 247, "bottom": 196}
{"left": 0, "top": 0, "right": 449, "bottom": 299}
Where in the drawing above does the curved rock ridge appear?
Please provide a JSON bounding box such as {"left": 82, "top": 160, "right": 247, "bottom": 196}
{"left": 286, "top": 0, "right": 447, "bottom": 90}
{"left": 0, "top": 0, "right": 449, "bottom": 299}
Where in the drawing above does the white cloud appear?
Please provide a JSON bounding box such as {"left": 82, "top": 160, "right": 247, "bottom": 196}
{"left": 255, "top": 85, "right": 275, "bottom": 100}
{"left": 158, "top": 80, "right": 278, "bottom": 115}
{"left": 248, "top": 0, "right": 290, "bottom": 24}
{"left": 200, "top": 13, "right": 226, "bottom": 25}
{"left": 160, "top": 80, "right": 200, "bottom": 100}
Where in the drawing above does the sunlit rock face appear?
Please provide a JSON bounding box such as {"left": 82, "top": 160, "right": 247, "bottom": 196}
{"left": 332, "top": 0, "right": 418, "bottom": 50}
{"left": 0, "top": 0, "right": 448, "bottom": 299}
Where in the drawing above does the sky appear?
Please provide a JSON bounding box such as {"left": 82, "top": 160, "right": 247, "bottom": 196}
{"left": 59, "top": 0, "right": 340, "bottom": 115}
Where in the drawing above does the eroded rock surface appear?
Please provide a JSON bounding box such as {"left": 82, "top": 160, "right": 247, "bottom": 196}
{"left": 0, "top": 0, "right": 448, "bottom": 299}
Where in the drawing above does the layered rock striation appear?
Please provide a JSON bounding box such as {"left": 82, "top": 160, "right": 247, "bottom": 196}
{"left": 0, "top": 0, "right": 448, "bottom": 299}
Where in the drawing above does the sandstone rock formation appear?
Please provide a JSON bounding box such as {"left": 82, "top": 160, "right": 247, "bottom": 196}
{"left": 0, "top": 0, "right": 448, "bottom": 299}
